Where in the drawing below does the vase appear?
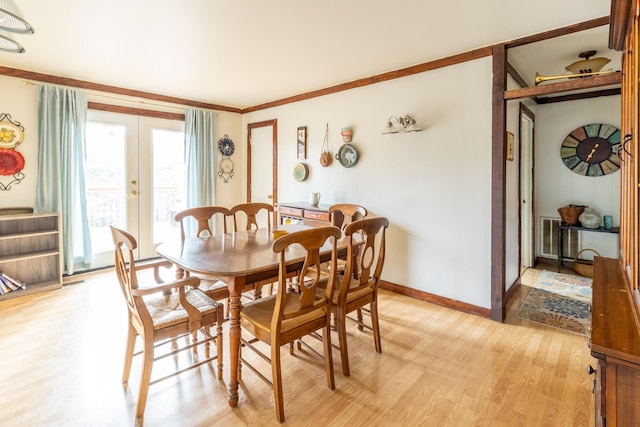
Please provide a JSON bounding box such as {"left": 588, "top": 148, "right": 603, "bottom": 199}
{"left": 579, "top": 207, "right": 602, "bottom": 229}
{"left": 309, "top": 192, "right": 320, "bottom": 206}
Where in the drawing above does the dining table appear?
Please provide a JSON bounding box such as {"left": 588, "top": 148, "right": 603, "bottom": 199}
{"left": 155, "top": 223, "right": 349, "bottom": 407}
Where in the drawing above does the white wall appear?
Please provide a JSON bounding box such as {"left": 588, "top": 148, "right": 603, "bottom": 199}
{"left": 243, "top": 58, "right": 495, "bottom": 308}
{"left": 535, "top": 96, "right": 621, "bottom": 259}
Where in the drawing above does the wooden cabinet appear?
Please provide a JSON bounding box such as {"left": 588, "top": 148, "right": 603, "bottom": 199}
{"left": 590, "top": 257, "right": 640, "bottom": 426}
{"left": 0, "top": 212, "right": 62, "bottom": 301}
{"left": 277, "top": 202, "right": 334, "bottom": 227}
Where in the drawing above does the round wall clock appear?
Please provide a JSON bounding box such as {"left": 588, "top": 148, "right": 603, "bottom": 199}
{"left": 560, "top": 123, "right": 621, "bottom": 176}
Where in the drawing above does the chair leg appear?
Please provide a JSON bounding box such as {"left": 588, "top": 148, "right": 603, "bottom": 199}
{"left": 203, "top": 326, "right": 211, "bottom": 359}
{"left": 122, "top": 323, "right": 137, "bottom": 387}
{"left": 136, "top": 338, "right": 155, "bottom": 418}
{"left": 370, "top": 300, "right": 382, "bottom": 354}
{"left": 253, "top": 284, "right": 262, "bottom": 299}
{"left": 336, "top": 309, "right": 350, "bottom": 377}
{"left": 272, "top": 343, "right": 285, "bottom": 422}
{"left": 323, "top": 318, "right": 336, "bottom": 388}
{"left": 356, "top": 308, "right": 364, "bottom": 331}
{"left": 216, "top": 321, "right": 223, "bottom": 380}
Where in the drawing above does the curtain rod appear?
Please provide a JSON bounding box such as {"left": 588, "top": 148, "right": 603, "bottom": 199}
{"left": 22, "top": 79, "right": 190, "bottom": 112}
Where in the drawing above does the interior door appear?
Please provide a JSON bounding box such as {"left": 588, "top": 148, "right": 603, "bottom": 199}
{"left": 247, "top": 119, "right": 278, "bottom": 221}
{"left": 85, "top": 111, "right": 185, "bottom": 268}
{"left": 520, "top": 105, "right": 535, "bottom": 269}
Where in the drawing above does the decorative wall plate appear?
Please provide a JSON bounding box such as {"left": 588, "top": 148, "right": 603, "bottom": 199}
{"left": 293, "top": 162, "right": 309, "bottom": 182}
{"left": 0, "top": 121, "right": 24, "bottom": 149}
{"left": 335, "top": 143, "right": 358, "bottom": 168}
{"left": 220, "top": 158, "right": 234, "bottom": 173}
{"left": 560, "top": 123, "right": 620, "bottom": 176}
{"left": 218, "top": 134, "right": 235, "bottom": 156}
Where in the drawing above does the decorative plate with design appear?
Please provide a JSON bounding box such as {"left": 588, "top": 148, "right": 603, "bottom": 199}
{"left": 0, "top": 121, "right": 24, "bottom": 149}
{"left": 560, "top": 123, "right": 620, "bottom": 176}
{"left": 335, "top": 143, "right": 358, "bottom": 168}
{"left": 293, "top": 163, "right": 309, "bottom": 182}
{"left": 218, "top": 134, "right": 235, "bottom": 156}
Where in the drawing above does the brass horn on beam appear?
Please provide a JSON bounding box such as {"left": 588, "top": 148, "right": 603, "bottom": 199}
{"left": 534, "top": 69, "right": 615, "bottom": 86}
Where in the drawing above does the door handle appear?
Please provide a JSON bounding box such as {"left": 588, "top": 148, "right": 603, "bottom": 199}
{"left": 128, "top": 191, "right": 138, "bottom": 198}
{"left": 267, "top": 194, "right": 273, "bottom": 199}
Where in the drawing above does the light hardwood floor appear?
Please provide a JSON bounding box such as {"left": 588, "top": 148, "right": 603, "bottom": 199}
{"left": 0, "top": 267, "right": 595, "bottom": 426}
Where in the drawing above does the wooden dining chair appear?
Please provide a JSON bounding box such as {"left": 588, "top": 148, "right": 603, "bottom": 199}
{"left": 228, "top": 202, "right": 274, "bottom": 232}
{"left": 328, "top": 216, "right": 388, "bottom": 376}
{"left": 229, "top": 202, "right": 277, "bottom": 298}
{"left": 311, "top": 203, "right": 368, "bottom": 278}
{"left": 110, "top": 225, "right": 224, "bottom": 419}
{"left": 329, "top": 203, "right": 368, "bottom": 231}
{"left": 239, "top": 226, "right": 341, "bottom": 423}
{"left": 173, "top": 206, "right": 232, "bottom": 309}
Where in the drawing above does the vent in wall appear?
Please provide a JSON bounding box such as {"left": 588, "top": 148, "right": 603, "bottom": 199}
{"left": 540, "top": 217, "right": 579, "bottom": 259}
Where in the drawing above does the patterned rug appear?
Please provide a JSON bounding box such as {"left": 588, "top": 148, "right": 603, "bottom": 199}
{"left": 516, "top": 270, "right": 592, "bottom": 336}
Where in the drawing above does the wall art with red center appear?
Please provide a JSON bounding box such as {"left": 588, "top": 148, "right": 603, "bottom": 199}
{"left": 0, "top": 113, "right": 26, "bottom": 191}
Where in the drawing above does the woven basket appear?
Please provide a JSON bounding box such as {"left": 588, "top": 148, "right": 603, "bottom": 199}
{"left": 558, "top": 205, "right": 586, "bottom": 226}
{"left": 573, "top": 248, "right": 600, "bottom": 278}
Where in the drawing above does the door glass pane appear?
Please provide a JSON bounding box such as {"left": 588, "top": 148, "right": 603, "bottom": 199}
{"left": 85, "top": 122, "right": 126, "bottom": 260}
{"left": 152, "top": 129, "right": 184, "bottom": 244}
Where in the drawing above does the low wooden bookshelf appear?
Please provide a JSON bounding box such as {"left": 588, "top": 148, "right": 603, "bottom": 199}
{"left": 0, "top": 212, "right": 62, "bottom": 301}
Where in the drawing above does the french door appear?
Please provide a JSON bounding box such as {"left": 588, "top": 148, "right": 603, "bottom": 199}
{"left": 85, "top": 111, "right": 185, "bottom": 269}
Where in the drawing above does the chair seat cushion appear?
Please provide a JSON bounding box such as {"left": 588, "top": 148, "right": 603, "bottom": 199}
{"left": 328, "top": 274, "right": 374, "bottom": 305}
{"left": 197, "top": 278, "right": 230, "bottom": 300}
{"left": 146, "top": 289, "right": 219, "bottom": 330}
{"left": 241, "top": 292, "right": 327, "bottom": 335}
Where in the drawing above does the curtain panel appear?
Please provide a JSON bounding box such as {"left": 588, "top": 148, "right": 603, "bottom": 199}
{"left": 184, "top": 108, "right": 218, "bottom": 209}
{"left": 35, "top": 85, "right": 92, "bottom": 275}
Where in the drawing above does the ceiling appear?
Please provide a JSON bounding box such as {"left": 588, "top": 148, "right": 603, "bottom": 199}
{"left": 0, "top": 0, "right": 620, "bottom": 109}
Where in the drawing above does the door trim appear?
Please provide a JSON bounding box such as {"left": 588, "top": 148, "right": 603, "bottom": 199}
{"left": 247, "top": 119, "right": 278, "bottom": 204}
{"left": 519, "top": 103, "right": 535, "bottom": 269}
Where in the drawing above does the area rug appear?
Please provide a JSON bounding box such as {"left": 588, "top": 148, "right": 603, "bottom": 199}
{"left": 530, "top": 270, "right": 592, "bottom": 303}
{"left": 516, "top": 270, "right": 592, "bottom": 336}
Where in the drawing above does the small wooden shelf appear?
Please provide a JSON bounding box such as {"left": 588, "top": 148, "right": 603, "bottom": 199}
{"left": 277, "top": 202, "right": 334, "bottom": 227}
{"left": 0, "top": 212, "right": 62, "bottom": 302}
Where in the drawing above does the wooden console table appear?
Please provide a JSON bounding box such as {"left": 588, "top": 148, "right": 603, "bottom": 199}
{"left": 557, "top": 224, "right": 619, "bottom": 272}
{"left": 277, "top": 202, "right": 335, "bottom": 227}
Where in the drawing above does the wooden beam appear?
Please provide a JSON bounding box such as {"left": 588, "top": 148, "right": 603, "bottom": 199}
{"left": 242, "top": 47, "right": 492, "bottom": 113}
{"left": 0, "top": 66, "right": 241, "bottom": 113}
{"left": 610, "top": 0, "right": 634, "bottom": 50}
{"left": 506, "top": 16, "right": 610, "bottom": 48}
{"left": 537, "top": 88, "right": 621, "bottom": 104}
{"left": 504, "top": 72, "right": 622, "bottom": 100}
{"left": 491, "top": 44, "right": 507, "bottom": 322}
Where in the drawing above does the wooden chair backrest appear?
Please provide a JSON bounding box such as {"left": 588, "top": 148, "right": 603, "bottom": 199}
{"left": 229, "top": 202, "right": 274, "bottom": 231}
{"left": 339, "top": 217, "right": 388, "bottom": 303}
{"left": 329, "top": 203, "right": 368, "bottom": 231}
{"left": 110, "top": 225, "right": 153, "bottom": 332}
{"left": 272, "top": 226, "right": 341, "bottom": 322}
{"left": 173, "top": 206, "right": 230, "bottom": 240}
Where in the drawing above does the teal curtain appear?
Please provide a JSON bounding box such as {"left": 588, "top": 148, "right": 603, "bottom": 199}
{"left": 35, "top": 85, "right": 92, "bottom": 275}
{"left": 184, "top": 108, "right": 217, "bottom": 209}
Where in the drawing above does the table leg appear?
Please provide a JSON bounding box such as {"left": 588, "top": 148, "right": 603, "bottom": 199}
{"left": 227, "top": 277, "right": 244, "bottom": 407}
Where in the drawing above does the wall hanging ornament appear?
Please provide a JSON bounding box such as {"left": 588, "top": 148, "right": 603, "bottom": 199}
{"left": 560, "top": 123, "right": 621, "bottom": 176}
{"left": 319, "top": 123, "right": 332, "bottom": 167}
{"left": 217, "top": 134, "right": 235, "bottom": 183}
{"left": 0, "top": 113, "right": 25, "bottom": 190}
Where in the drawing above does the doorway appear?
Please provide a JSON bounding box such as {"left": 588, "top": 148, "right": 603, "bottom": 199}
{"left": 519, "top": 104, "right": 535, "bottom": 270}
{"left": 247, "top": 119, "right": 278, "bottom": 208}
{"left": 85, "top": 111, "right": 185, "bottom": 268}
